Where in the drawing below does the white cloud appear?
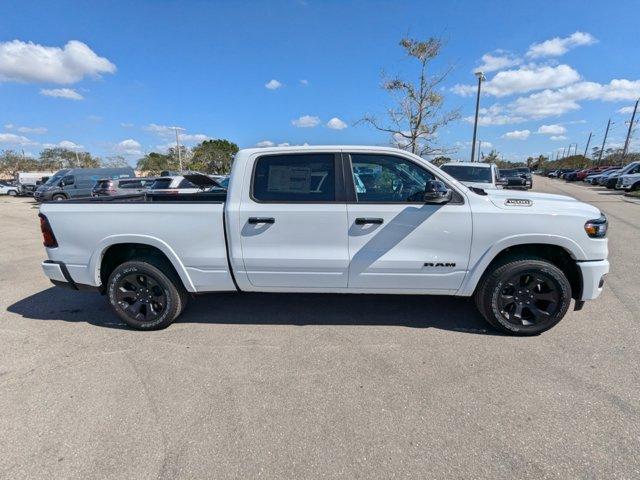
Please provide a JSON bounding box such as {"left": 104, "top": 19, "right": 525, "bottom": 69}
{"left": 4, "top": 124, "right": 47, "bottom": 134}
{"left": 537, "top": 124, "right": 566, "bottom": 135}
{"left": 617, "top": 106, "right": 635, "bottom": 115}
{"left": 114, "top": 138, "right": 142, "bottom": 155}
{"left": 145, "top": 124, "right": 208, "bottom": 145}
{"left": 527, "top": 31, "right": 597, "bottom": 58}
{"left": 478, "top": 141, "right": 493, "bottom": 149}
{"left": 277, "top": 142, "right": 291, "bottom": 146}
{"left": 326, "top": 117, "right": 348, "bottom": 130}
{"left": 550, "top": 135, "right": 567, "bottom": 141}
{"left": 463, "top": 104, "right": 526, "bottom": 126}
{"left": 510, "top": 79, "right": 640, "bottom": 118}
{"left": 502, "top": 129, "right": 530, "bottom": 140}
{"left": 300, "top": 79, "right": 309, "bottom": 86}
{"left": 145, "top": 123, "right": 183, "bottom": 136}
{"left": 256, "top": 140, "right": 275, "bottom": 147}
{"left": 40, "top": 88, "right": 83, "bottom": 100}
{"left": 0, "top": 40, "right": 116, "bottom": 84}
{"left": 181, "top": 133, "right": 210, "bottom": 143}
{"left": 265, "top": 79, "right": 283, "bottom": 90}
{"left": 0, "top": 133, "right": 34, "bottom": 145}
{"left": 58, "top": 140, "right": 83, "bottom": 149}
{"left": 291, "top": 115, "right": 320, "bottom": 128}
{"left": 453, "top": 64, "right": 580, "bottom": 97}
{"left": 120, "top": 122, "right": 134, "bottom": 128}
{"left": 475, "top": 51, "right": 521, "bottom": 73}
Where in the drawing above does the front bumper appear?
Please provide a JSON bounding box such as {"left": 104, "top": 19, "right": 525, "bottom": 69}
{"left": 577, "top": 260, "right": 609, "bottom": 301}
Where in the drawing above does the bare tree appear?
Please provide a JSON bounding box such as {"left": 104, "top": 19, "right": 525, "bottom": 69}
{"left": 360, "top": 37, "right": 459, "bottom": 157}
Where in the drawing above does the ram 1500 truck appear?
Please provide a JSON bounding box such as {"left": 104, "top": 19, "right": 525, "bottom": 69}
{"left": 38, "top": 146, "right": 609, "bottom": 335}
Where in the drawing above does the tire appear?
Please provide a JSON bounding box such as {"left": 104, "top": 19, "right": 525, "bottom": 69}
{"left": 630, "top": 182, "right": 640, "bottom": 192}
{"left": 8, "top": 190, "right": 17, "bottom": 196}
{"left": 106, "top": 258, "right": 188, "bottom": 330}
{"left": 474, "top": 256, "right": 572, "bottom": 336}
{"left": 52, "top": 194, "right": 67, "bottom": 201}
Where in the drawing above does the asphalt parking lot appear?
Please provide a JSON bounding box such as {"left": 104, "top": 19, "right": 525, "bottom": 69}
{"left": 1, "top": 176, "right": 638, "bottom": 479}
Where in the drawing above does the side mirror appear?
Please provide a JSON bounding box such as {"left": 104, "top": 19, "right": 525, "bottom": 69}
{"left": 423, "top": 180, "right": 453, "bottom": 204}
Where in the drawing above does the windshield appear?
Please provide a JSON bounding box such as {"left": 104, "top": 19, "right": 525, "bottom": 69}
{"left": 441, "top": 165, "right": 492, "bottom": 183}
{"left": 44, "top": 171, "right": 67, "bottom": 185}
{"left": 151, "top": 178, "right": 173, "bottom": 190}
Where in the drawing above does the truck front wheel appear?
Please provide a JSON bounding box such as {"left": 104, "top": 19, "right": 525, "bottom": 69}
{"left": 474, "top": 256, "right": 572, "bottom": 335}
{"left": 106, "top": 259, "right": 188, "bottom": 329}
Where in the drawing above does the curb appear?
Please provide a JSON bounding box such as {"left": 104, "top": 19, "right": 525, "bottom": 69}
{"left": 622, "top": 196, "right": 640, "bottom": 205}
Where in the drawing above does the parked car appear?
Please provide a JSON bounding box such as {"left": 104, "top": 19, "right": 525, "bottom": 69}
{"left": 585, "top": 168, "right": 618, "bottom": 184}
{"left": 34, "top": 167, "right": 135, "bottom": 201}
{"left": 604, "top": 161, "right": 640, "bottom": 189}
{"left": 16, "top": 171, "right": 57, "bottom": 196}
{"left": 92, "top": 177, "right": 156, "bottom": 197}
{"left": 591, "top": 169, "right": 621, "bottom": 186}
{"left": 439, "top": 162, "right": 502, "bottom": 190}
{"left": 39, "top": 146, "right": 609, "bottom": 336}
{"left": 513, "top": 167, "right": 533, "bottom": 188}
{"left": 617, "top": 172, "right": 640, "bottom": 191}
{"left": 497, "top": 168, "right": 527, "bottom": 189}
{"left": 0, "top": 181, "right": 20, "bottom": 196}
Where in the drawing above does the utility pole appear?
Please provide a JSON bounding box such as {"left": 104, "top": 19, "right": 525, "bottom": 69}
{"left": 470, "top": 71, "right": 485, "bottom": 162}
{"left": 598, "top": 119, "right": 612, "bottom": 165}
{"left": 74, "top": 149, "right": 80, "bottom": 167}
{"left": 174, "top": 127, "right": 183, "bottom": 172}
{"left": 583, "top": 132, "right": 592, "bottom": 159}
{"left": 622, "top": 98, "right": 639, "bottom": 158}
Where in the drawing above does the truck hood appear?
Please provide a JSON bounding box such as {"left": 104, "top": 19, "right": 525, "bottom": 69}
{"left": 483, "top": 189, "right": 600, "bottom": 217}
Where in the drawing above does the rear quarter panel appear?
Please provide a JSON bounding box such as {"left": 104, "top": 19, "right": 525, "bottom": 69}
{"left": 40, "top": 202, "right": 235, "bottom": 292}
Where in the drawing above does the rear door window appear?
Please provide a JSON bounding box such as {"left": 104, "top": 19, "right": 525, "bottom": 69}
{"left": 151, "top": 179, "right": 173, "bottom": 189}
{"left": 252, "top": 154, "right": 336, "bottom": 202}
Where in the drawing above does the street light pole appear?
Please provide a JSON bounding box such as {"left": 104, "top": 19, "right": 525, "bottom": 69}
{"left": 174, "top": 127, "right": 183, "bottom": 172}
{"left": 622, "top": 98, "right": 639, "bottom": 159}
{"left": 597, "top": 118, "right": 612, "bottom": 165}
{"left": 470, "top": 71, "right": 485, "bottom": 162}
{"left": 583, "top": 132, "right": 592, "bottom": 159}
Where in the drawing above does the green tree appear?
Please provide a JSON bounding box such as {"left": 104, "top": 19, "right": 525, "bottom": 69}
{"left": 102, "top": 155, "right": 129, "bottom": 168}
{"left": 190, "top": 139, "right": 239, "bottom": 174}
{"left": 360, "top": 37, "right": 459, "bottom": 156}
{"left": 136, "top": 152, "right": 175, "bottom": 175}
{"left": 430, "top": 156, "right": 451, "bottom": 167}
{"left": 0, "top": 150, "right": 39, "bottom": 177}
{"left": 482, "top": 150, "right": 500, "bottom": 164}
{"left": 39, "top": 148, "right": 99, "bottom": 169}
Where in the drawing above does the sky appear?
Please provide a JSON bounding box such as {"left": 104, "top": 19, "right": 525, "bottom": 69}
{"left": 1, "top": 0, "right": 640, "bottom": 165}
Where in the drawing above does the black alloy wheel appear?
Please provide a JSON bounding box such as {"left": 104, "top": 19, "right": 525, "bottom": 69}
{"left": 115, "top": 272, "right": 167, "bottom": 323}
{"left": 106, "top": 258, "right": 188, "bottom": 329}
{"left": 474, "top": 256, "right": 572, "bottom": 335}
{"left": 496, "top": 271, "right": 561, "bottom": 327}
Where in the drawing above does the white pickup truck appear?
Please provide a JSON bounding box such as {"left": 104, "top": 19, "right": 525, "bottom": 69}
{"left": 39, "top": 146, "right": 609, "bottom": 335}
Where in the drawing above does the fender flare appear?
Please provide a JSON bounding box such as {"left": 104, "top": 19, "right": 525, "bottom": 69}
{"left": 456, "top": 234, "right": 586, "bottom": 296}
{"left": 88, "top": 234, "right": 196, "bottom": 292}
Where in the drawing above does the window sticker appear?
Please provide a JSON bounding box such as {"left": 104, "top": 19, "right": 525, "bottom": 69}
{"left": 267, "top": 165, "right": 311, "bottom": 193}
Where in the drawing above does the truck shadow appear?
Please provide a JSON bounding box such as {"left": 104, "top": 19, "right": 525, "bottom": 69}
{"left": 7, "top": 287, "right": 499, "bottom": 335}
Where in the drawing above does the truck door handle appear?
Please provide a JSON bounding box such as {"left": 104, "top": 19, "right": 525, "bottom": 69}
{"left": 248, "top": 217, "right": 275, "bottom": 224}
{"left": 355, "top": 217, "right": 383, "bottom": 225}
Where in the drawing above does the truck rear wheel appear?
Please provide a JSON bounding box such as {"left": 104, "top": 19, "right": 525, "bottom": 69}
{"left": 106, "top": 258, "right": 188, "bottom": 330}
{"left": 474, "top": 256, "right": 572, "bottom": 335}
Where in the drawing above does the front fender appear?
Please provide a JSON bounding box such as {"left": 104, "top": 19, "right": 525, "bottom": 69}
{"left": 88, "top": 234, "right": 197, "bottom": 292}
{"left": 456, "top": 234, "right": 586, "bottom": 297}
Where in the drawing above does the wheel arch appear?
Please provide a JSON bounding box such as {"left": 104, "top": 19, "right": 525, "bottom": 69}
{"left": 90, "top": 235, "right": 196, "bottom": 293}
{"left": 458, "top": 236, "right": 585, "bottom": 299}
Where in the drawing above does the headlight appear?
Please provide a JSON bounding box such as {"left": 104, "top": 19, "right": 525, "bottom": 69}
{"left": 584, "top": 214, "right": 608, "bottom": 238}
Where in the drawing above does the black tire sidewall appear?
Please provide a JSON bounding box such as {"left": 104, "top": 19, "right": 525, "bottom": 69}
{"left": 484, "top": 260, "right": 571, "bottom": 335}
{"left": 107, "top": 261, "right": 180, "bottom": 330}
